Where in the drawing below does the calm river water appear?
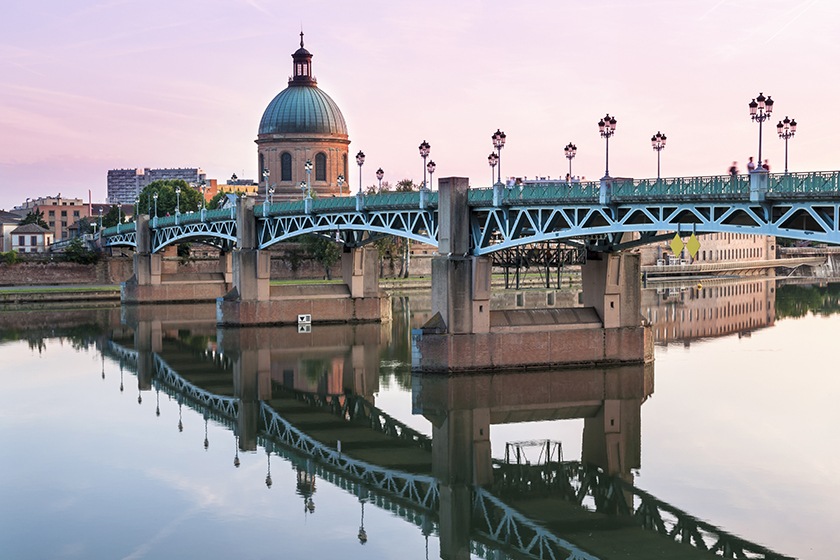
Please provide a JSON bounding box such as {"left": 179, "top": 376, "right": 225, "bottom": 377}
{"left": 1, "top": 278, "right": 838, "bottom": 560}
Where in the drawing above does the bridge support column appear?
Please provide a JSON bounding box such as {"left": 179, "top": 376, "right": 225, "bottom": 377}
{"left": 341, "top": 246, "right": 379, "bottom": 298}
{"left": 133, "top": 318, "right": 162, "bottom": 391}
{"left": 234, "top": 347, "right": 271, "bottom": 453}
{"left": 581, "top": 251, "right": 642, "bottom": 329}
{"left": 417, "top": 177, "right": 650, "bottom": 371}
{"left": 750, "top": 169, "right": 768, "bottom": 202}
{"left": 430, "top": 177, "right": 491, "bottom": 335}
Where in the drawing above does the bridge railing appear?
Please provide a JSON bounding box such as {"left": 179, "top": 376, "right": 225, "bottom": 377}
{"left": 101, "top": 222, "right": 137, "bottom": 237}
{"left": 611, "top": 175, "right": 751, "bottom": 200}
{"left": 767, "top": 170, "right": 840, "bottom": 196}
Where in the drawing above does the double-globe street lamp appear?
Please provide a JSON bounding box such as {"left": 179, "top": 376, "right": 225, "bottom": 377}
{"left": 419, "top": 140, "right": 430, "bottom": 190}
{"left": 426, "top": 160, "right": 436, "bottom": 190}
{"left": 356, "top": 151, "right": 365, "bottom": 194}
{"left": 651, "top": 131, "right": 667, "bottom": 180}
{"left": 175, "top": 186, "right": 181, "bottom": 215}
{"left": 376, "top": 168, "right": 384, "bottom": 192}
{"left": 748, "top": 92, "right": 774, "bottom": 167}
{"left": 598, "top": 114, "right": 617, "bottom": 178}
{"left": 492, "top": 129, "right": 506, "bottom": 184}
{"left": 777, "top": 116, "right": 797, "bottom": 174}
{"left": 305, "top": 159, "right": 313, "bottom": 199}
{"left": 487, "top": 153, "right": 498, "bottom": 185}
{"left": 337, "top": 174, "right": 345, "bottom": 195}
{"left": 153, "top": 192, "right": 159, "bottom": 226}
{"left": 563, "top": 142, "right": 576, "bottom": 181}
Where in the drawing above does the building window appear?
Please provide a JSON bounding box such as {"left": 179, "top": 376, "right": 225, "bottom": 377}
{"left": 18, "top": 236, "right": 25, "bottom": 246}
{"left": 49, "top": 210, "right": 55, "bottom": 217}
{"left": 30, "top": 235, "right": 37, "bottom": 246}
{"left": 315, "top": 153, "right": 327, "bottom": 181}
{"left": 281, "top": 152, "right": 292, "bottom": 181}
{"left": 73, "top": 211, "right": 80, "bottom": 217}
{"left": 61, "top": 210, "right": 67, "bottom": 217}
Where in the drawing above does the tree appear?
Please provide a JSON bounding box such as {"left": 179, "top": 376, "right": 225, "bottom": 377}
{"left": 137, "top": 179, "right": 204, "bottom": 218}
{"left": 63, "top": 237, "right": 99, "bottom": 264}
{"left": 301, "top": 234, "right": 341, "bottom": 279}
{"left": 207, "top": 190, "right": 245, "bottom": 210}
{"left": 393, "top": 179, "right": 418, "bottom": 277}
{"left": 101, "top": 205, "right": 121, "bottom": 228}
{"left": 20, "top": 210, "right": 48, "bottom": 229}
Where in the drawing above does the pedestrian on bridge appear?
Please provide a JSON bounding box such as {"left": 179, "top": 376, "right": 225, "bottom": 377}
{"left": 729, "top": 162, "right": 738, "bottom": 177}
{"left": 762, "top": 159, "right": 770, "bottom": 171}
{"left": 747, "top": 157, "right": 756, "bottom": 173}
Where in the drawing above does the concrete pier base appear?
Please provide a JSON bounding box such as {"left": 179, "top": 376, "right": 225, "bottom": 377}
{"left": 415, "top": 177, "right": 652, "bottom": 373}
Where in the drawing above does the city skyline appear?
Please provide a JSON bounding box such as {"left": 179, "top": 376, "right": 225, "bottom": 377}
{"left": 1, "top": 0, "right": 837, "bottom": 211}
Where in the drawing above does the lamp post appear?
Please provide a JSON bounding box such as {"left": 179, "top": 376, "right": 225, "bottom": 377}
{"left": 776, "top": 116, "right": 797, "bottom": 174}
{"left": 115, "top": 200, "right": 121, "bottom": 232}
{"left": 262, "top": 168, "right": 270, "bottom": 196}
{"left": 651, "top": 131, "right": 666, "bottom": 180}
{"left": 199, "top": 180, "right": 207, "bottom": 210}
{"left": 337, "top": 174, "right": 344, "bottom": 196}
{"left": 563, "top": 142, "right": 576, "bottom": 181}
{"left": 419, "top": 140, "right": 430, "bottom": 190}
{"left": 356, "top": 151, "right": 365, "bottom": 194}
{"left": 488, "top": 153, "right": 498, "bottom": 185}
{"left": 98, "top": 208, "right": 103, "bottom": 232}
{"left": 598, "top": 113, "right": 617, "bottom": 177}
{"left": 376, "top": 168, "right": 384, "bottom": 193}
{"left": 426, "top": 160, "right": 436, "bottom": 190}
{"left": 748, "top": 92, "right": 774, "bottom": 167}
{"left": 492, "top": 129, "right": 506, "bottom": 185}
{"left": 299, "top": 181, "right": 307, "bottom": 199}
{"left": 268, "top": 186, "right": 275, "bottom": 205}
{"left": 175, "top": 186, "right": 181, "bottom": 215}
{"left": 305, "top": 159, "right": 313, "bottom": 199}
{"left": 152, "top": 192, "right": 158, "bottom": 226}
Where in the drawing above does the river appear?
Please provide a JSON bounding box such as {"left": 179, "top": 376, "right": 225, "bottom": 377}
{"left": 0, "top": 278, "right": 838, "bottom": 559}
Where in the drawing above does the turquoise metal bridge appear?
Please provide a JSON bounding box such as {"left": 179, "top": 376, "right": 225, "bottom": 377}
{"left": 101, "top": 170, "right": 840, "bottom": 254}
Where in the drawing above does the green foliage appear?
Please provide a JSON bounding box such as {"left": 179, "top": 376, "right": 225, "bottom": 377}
{"left": 62, "top": 238, "right": 100, "bottom": 264}
{"left": 137, "top": 179, "right": 205, "bottom": 218}
{"left": 20, "top": 210, "right": 48, "bottom": 229}
{"left": 1, "top": 250, "right": 21, "bottom": 265}
{"left": 208, "top": 190, "right": 245, "bottom": 210}
{"left": 177, "top": 243, "right": 191, "bottom": 263}
{"left": 101, "top": 205, "right": 121, "bottom": 228}
{"left": 776, "top": 283, "right": 840, "bottom": 319}
{"left": 301, "top": 234, "right": 341, "bottom": 279}
{"left": 395, "top": 179, "right": 417, "bottom": 192}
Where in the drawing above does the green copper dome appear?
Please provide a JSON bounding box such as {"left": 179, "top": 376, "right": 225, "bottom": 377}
{"left": 258, "top": 85, "right": 348, "bottom": 136}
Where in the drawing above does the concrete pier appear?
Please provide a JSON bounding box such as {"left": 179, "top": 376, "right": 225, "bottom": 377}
{"left": 416, "top": 177, "right": 653, "bottom": 372}
{"left": 121, "top": 215, "right": 231, "bottom": 304}
{"left": 216, "top": 199, "right": 390, "bottom": 326}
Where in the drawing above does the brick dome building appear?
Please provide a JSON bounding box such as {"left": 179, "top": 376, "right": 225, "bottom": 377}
{"left": 256, "top": 33, "right": 350, "bottom": 201}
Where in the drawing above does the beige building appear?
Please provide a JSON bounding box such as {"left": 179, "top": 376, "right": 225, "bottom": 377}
{"left": 14, "top": 195, "right": 89, "bottom": 241}
{"left": 10, "top": 223, "right": 54, "bottom": 253}
{"left": 637, "top": 232, "right": 775, "bottom": 266}
{"left": 256, "top": 34, "right": 350, "bottom": 202}
{"left": 0, "top": 211, "right": 21, "bottom": 252}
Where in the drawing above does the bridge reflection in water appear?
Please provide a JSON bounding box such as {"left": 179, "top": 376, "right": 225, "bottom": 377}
{"left": 97, "top": 303, "right": 792, "bottom": 560}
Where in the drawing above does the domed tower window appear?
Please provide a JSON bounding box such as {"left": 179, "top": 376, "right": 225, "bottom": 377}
{"left": 315, "top": 153, "right": 327, "bottom": 181}
{"left": 281, "top": 153, "right": 292, "bottom": 181}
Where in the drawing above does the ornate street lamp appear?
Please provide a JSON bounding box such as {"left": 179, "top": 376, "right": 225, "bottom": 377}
{"left": 305, "top": 159, "right": 313, "bottom": 199}
{"left": 488, "top": 152, "right": 498, "bottom": 185}
{"left": 776, "top": 116, "right": 797, "bottom": 174}
{"left": 419, "top": 140, "right": 430, "bottom": 190}
{"left": 375, "top": 167, "right": 384, "bottom": 192}
{"left": 426, "top": 160, "right": 436, "bottom": 190}
{"left": 748, "top": 92, "right": 774, "bottom": 167}
{"left": 152, "top": 192, "right": 158, "bottom": 226}
{"left": 299, "top": 181, "right": 307, "bottom": 199}
{"left": 262, "top": 168, "right": 270, "bottom": 194}
{"left": 98, "top": 207, "right": 103, "bottom": 231}
{"left": 175, "top": 186, "right": 181, "bottom": 215}
{"left": 337, "top": 174, "right": 345, "bottom": 195}
{"left": 563, "top": 142, "right": 577, "bottom": 181}
{"left": 598, "top": 114, "right": 617, "bottom": 177}
{"left": 356, "top": 151, "right": 365, "bottom": 194}
{"left": 268, "top": 186, "right": 275, "bottom": 205}
{"left": 651, "top": 131, "right": 666, "bottom": 180}
{"left": 492, "top": 129, "right": 506, "bottom": 184}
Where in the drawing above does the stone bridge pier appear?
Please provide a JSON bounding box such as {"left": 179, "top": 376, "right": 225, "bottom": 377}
{"left": 216, "top": 198, "right": 390, "bottom": 326}
{"left": 121, "top": 215, "right": 232, "bottom": 304}
{"left": 416, "top": 177, "right": 653, "bottom": 372}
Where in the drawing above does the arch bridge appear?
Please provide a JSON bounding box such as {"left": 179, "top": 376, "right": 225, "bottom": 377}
{"left": 101, "top": 170, "right": 840, "bottom": 254}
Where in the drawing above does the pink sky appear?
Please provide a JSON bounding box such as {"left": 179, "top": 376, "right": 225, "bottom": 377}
{"left": 0, "top": 0, "right": 837, "bottom": 210}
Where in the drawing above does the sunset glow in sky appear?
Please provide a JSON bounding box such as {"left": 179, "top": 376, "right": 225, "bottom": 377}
{"left": 1, "top": 0, "right": 837, "bottom": 210}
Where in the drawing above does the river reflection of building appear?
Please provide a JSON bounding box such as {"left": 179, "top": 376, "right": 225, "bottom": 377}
{"left": 643, "top": 276, "right": 776, "bottom": 345}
